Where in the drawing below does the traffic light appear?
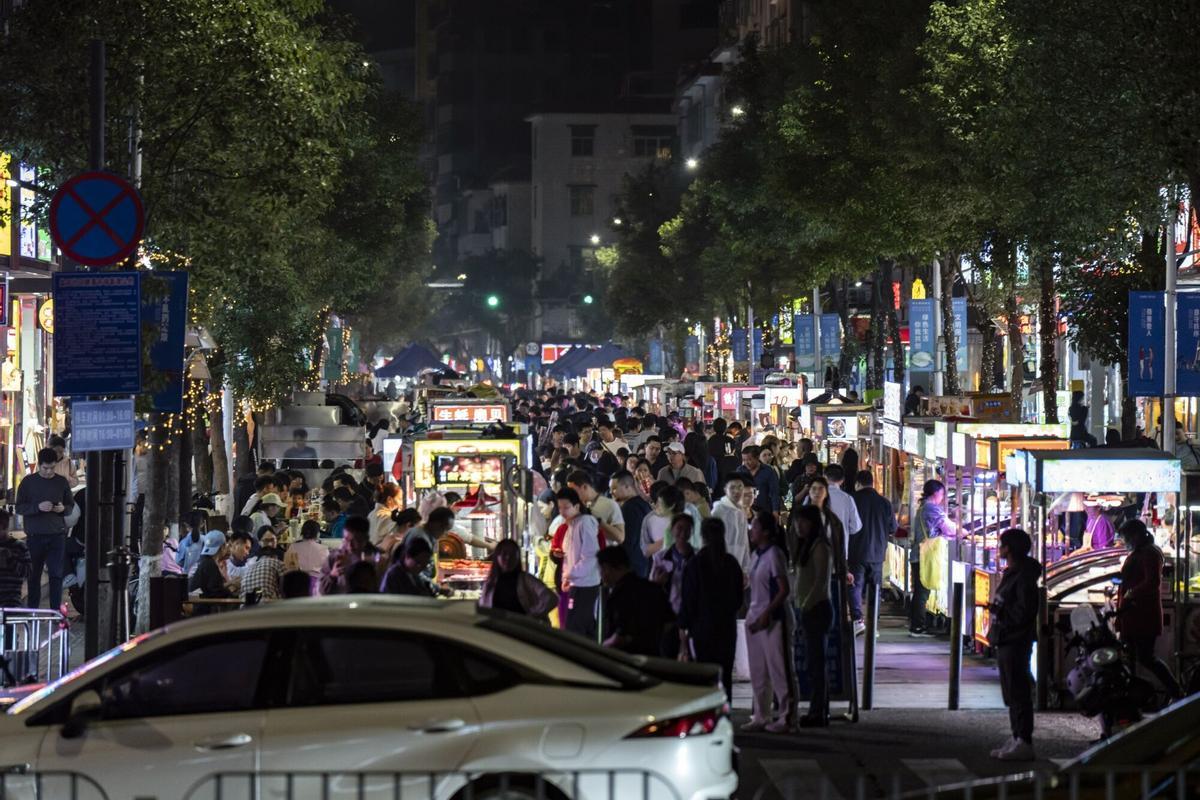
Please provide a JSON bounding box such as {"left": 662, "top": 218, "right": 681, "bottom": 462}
{"left": 486, "top": 294, "right": 500, "bottom": 308}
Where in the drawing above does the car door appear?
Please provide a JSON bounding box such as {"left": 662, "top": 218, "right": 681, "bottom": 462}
{"left": 258, "top": 627, "right": 481, "bottom": 798}
{"left": 31, "top": 632, "right": 280, "bottom": 800}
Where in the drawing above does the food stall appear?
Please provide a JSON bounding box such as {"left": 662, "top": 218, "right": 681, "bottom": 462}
{"left": 1003, "top": 448, "right": 1183, "bottom": 705}
{"left": 406, "top": 427, "right": 535, "bottom": 597}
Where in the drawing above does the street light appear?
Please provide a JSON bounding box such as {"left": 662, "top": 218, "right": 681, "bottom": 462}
{"left": 730, "top": 105, "right": 745, "bottom": 118}
{"left": 583, "top": 294, "right": 594, "bottom": 305}
{"left": 612, "top": 217, "right": 623, "bottom": 226}
{"left": 486, "top": 294, "right": 500, "bottom": 308}
{"left": 685, "top": 158, "right": 699, "bottom": 171}
{"left": 589, "top": 234, "right": 601, "bottom": 245}
{"left": 456, "top": 273, "right": 467, "bottom": 281}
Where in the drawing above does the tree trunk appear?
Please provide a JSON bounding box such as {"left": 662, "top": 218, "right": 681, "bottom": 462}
{"left": 867, "top": 261, "right": 886, "bottom": 390}
{"left": 210, "top": 391, "right": 230, "bottom": 495}
{"left": 940, "top": 255, "right": 961, "bottom": 395}
{"left": 234, "top": 409, "right": 254, "bottom": 480}
{"left": 978, "top": 318, "right": 1001, "bottom": 392}
{"left": 995, "top": 238, "right": 1024, "bottom": 400}
{"left": 191, "top": 388, "right": 212, "bottom": 497}
{"left": 141, "top": 413, "right": 170, "bottom": 557}
{"left": 1038, "top": 256, "right": 1059, "bottom": 424}
{"left": 1121, "top": 371, "right": 1136, "bottom": 441}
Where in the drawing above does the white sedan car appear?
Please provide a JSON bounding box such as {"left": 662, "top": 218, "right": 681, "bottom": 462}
{"left": 0, "top": 597, "right": 736, "bottom": 800}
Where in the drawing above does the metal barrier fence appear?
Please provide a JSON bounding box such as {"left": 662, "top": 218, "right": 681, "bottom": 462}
{"left": 181, "top": 770, "right": 684, "bottom": 800}
{"left": 0, "top": 770, "right": 108, "bottom": 800}
{"left": 0, "top": 608, "right": 70, "bottom": 687}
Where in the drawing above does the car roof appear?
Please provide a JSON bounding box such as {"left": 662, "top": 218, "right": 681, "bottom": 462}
{"left": 163, "top": 596, "right": 480, "bottom": 637}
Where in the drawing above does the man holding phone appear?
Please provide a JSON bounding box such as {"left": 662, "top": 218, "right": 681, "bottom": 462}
{"left": 15, "top": 448, "right": 74, "bottom": 610}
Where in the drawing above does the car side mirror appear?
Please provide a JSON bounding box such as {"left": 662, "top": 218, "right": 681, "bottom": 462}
{"left": 61, "top": 690, "right": 103, "bottom": 740}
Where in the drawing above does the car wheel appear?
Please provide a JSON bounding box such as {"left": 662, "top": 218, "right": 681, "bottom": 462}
{"left": 454, "top": 774, "right": 570, "bottom": 800}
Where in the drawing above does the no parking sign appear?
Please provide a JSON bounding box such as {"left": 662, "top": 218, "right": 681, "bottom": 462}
{"left": 48, "top": 171, "right": 144, "bottom": 267}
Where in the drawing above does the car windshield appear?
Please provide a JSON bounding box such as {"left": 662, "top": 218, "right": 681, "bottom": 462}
{"left": 7, "top": 631, "right": 164, "bottom": 716}
{"left": 477, "top": 612, "right": 658, "bottom": 690}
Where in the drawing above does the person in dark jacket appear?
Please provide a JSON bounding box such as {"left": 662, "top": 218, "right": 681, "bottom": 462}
{"left": 16, "top": 448, "right": 76, "bottom": 610}
{"left": 988, "top": 528, "right": 1042, "bottom": 761}
{"left": 598, "top": 545, "right": 671, "bottom": 656}
{"left": 706, "top": 419, "right": 739, "bottom": 495}
{"left": 849, "top": 470, "right": 896, "bottom": 634}
{"left": 1115, "top": 519, "right": 1181, "bottom": 698}
{"left": 380, "top": 537, "right": 437, "bottom": 596}
{"left": 0, "top": 510, "right": 31, "bottom": 608}
{"left": 188, "top": 531, "right": 235, "bottom": 614}
{"left": 610, "top": 470, "right": 652, "bottom": 578}
{"left": 679, "top": 518, "right": 744, "bottom": 700}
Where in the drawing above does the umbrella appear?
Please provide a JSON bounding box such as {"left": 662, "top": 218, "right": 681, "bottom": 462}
{"left": 375, "top": 344, "right": 445, "bottom": 378}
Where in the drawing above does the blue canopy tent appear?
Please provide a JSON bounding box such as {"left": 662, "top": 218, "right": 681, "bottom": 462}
{"left": 571, "top": 343, "right": 628, "bottom": 373}
{"left": 375, "top": 344, "right": 445, "bottom": 378}
{"left": 546, "top": 345, "right": 590, "bottom": 377}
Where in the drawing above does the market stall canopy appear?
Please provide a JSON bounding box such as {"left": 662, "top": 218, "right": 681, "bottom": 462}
{"left": 376, "top": 344, "right": 445, "bottom": 378}
{"left": 572, "top": 343, "right": 628, "bottom": 373}
{"left": 546, "top": 345, "right": 590, "bottom": 377}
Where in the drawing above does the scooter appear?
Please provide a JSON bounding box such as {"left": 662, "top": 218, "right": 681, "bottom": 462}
{"left": 1061, "top": 595, "right": 1171, "bottom": 736}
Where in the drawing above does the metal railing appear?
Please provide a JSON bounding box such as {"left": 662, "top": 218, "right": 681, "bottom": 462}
{"left": 0, "top": 770, "right": 108, "bottom": 800}
{"left": 0, "top": 608, "right": 70, "bottom": 687}
{"left": 182, "top": 770, "right": 685, "bottom": 800}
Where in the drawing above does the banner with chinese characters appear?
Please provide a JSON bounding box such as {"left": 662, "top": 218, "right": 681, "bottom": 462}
{"left": 647, "top": 338, "right": 664, "bottom": 375}
{"left": 1177, "top": 292, "right": 1200, "bottom": 396}
{"left": 794, "top": 314, "right": 816, "bottom": 370}
{"left": 1127, "top": 291, "right": 1164, "bottom": 397}
{"left": 731, "top": 329, "right": 748, "bottom": 362}
{"left": 953, "top": 296, "right": 968, "bottom": 373}
{"left": 908, "top": 299, "right": 935, "bottom": 369}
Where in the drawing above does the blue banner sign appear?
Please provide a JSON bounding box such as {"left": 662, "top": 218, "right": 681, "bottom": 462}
{"left": 731, "top": 329, "right": 748, "bottom": 362}
{"left": 909, "top": 299, "right": 935, "bottom": 370}
{"left": 647, "top": 339, "right": 664, "bottom": 375}
{"left": 52, "top": 271, "right": 142, "bottom": 396}
{"left": 752, "top": 327, "right": 763, "bottom": 364}
{"left": 1128, "top": 291, "right": 1165, "bottom": 397}
{"left": 1177, "top": 293, "right": 1200, "bottom": 396}
{"left": 684, "top": 335, "right": 700, "bottom": 369}
{"left": 72, "top": 398, "right": 136, "bottom": 452}
{"left": 819, "top": 313, "right": 841, "bottom": 360}
{"left": 953, "top": 296, "right": 968, "bottom": 373}
{"left": 141, "top": 271, "right": 190, "bottom": 412}
{"left": 794, "top": 314, "right": 815, "bottom": 370}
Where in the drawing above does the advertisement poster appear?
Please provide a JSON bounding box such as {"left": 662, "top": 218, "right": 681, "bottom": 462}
{"left": 794, "top": 313, "right": 815, "bottom": 370}
{"left": 1177, "top": 293, "right": 1200, "bottom": 396}
{"left": 819, "top": 313, "right": 841, "bottom": 361}
{"left": 953, "top": 296, "right": 968, "bottom": 373}
{"left": 1127, "top": 291, "right": 1164, "bottom": 397}
{"left": 909, "top": 299, "right": 935, "bottom": 369}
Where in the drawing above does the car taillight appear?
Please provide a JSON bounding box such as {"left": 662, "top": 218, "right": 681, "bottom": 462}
{"left": 626, "top": 705, "right": 727, "bottom": 739}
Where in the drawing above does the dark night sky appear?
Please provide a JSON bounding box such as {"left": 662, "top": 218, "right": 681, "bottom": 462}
{"left": 327, "top": 0, "right": 414, "bottom": 52}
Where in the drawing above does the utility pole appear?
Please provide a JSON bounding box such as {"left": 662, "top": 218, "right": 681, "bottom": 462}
{"left": 812, "top": 287, "right": 823, "bottom": 388}
{"left": 83, "top": 38, "right": 106, "bottom": 660}
{"left": 932, "top": 259, "right": 944, "bottom": 396}
{"left": 1164, "top": 186, "right": 1179, "bottom": 451}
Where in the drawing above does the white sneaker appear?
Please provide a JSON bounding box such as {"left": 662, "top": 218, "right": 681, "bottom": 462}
{"left": 853, "top": 619, "right": 866, "bottom": 636}
{"left": 740, "top": 720, "right": 767, "bottom": 733}
{"left": 989, "top": 738, "right": 1016, "bottom": 759}
{"left": 997, "top": 738, "right": 1035, "bottom": 761}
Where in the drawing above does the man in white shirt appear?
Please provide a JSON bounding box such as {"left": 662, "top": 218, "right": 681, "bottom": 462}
{"left": 712, "top": 474, "right": 751, "bottom": 572}
{"left": 566, "top": 469, "right": 625, "bottom": 545}
{"left": 822, "top": 464, "right": 862, "bottom": 557}
{"left": 596, "top": 418, "right": 628, "bottom": 458}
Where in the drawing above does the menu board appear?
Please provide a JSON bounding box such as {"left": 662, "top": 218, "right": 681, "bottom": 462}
{"left": 883, "top": 381, "right": 902, "bottom": 422}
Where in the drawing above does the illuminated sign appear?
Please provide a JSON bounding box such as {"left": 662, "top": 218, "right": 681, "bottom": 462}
{"left": 797, "top": 404, "right": 813, "bottom": 432}
{"left": 825, "top": 415, "right": 859, "bottom": 442}
{"left": 719, "top": 385, "right": 756, "bottom": 411}
{"left": 1038, "top": 457, "right": 1181, "bottom": 493}
{"left": 764, "top": 386, "right": 805, "bottom": 409}
{"left": 956, "top": 422, "right": 1068, "bottom": 439}
{"left": 37, "top": 299, "right": 53, "bottom": 333}
{"left": 882, "top": 422, "right": 901, "bottom": 450}
{"left": 952, "top": 432, "right": 968, "bottom": 466}
{"left": 541, "top": 344, "right": 574, "bottom": 365}
{"left": 933, "top": 421, "right": 950, "bottom": 460}
{"left": 430, "top": 403, "right": 509, "bottom": 425}
{"left": 903, "top": 426, "right": 924, "bottom": 456}
{"left": 413, "top": 438, "right": 523, "bottom": 488}
{"left": 883, "top": 381, "right": 902, "bottom": 423}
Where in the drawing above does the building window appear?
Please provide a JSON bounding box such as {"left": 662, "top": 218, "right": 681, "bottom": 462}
{"left": 568, "top": 185, "right": 594, "bottom": 217}
{"left": 632, "top": 125, "right": 676, "bottom": 159}
{"left": 570, "top": 125, "right": 596, "bottom": 157}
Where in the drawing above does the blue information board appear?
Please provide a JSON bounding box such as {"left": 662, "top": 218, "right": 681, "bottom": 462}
{"left": 909, "top": 299, "right": 935, "bottom": 370}
{"left": 1177, "top": 293, "right": 1200, "bottom": 396}
{"left": 647, "top": 339, "right": 664, "bottom": 375}
{"left": 819, "top": 313, "right": 841, "bottom": 360}
{"left": 72, "top": 398, "right": 136, "bottom": 452}
{"left": 142, "top": 271, "right": 190, "bottom": 412}
{"left": 953, "top": 296, "right": 968, "bottom": 371}
{"left": 52, "top": 272, "right": 142, "bottom": 396}
{"left": 731, "top": 329, "right": 748, "bottom": 362}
